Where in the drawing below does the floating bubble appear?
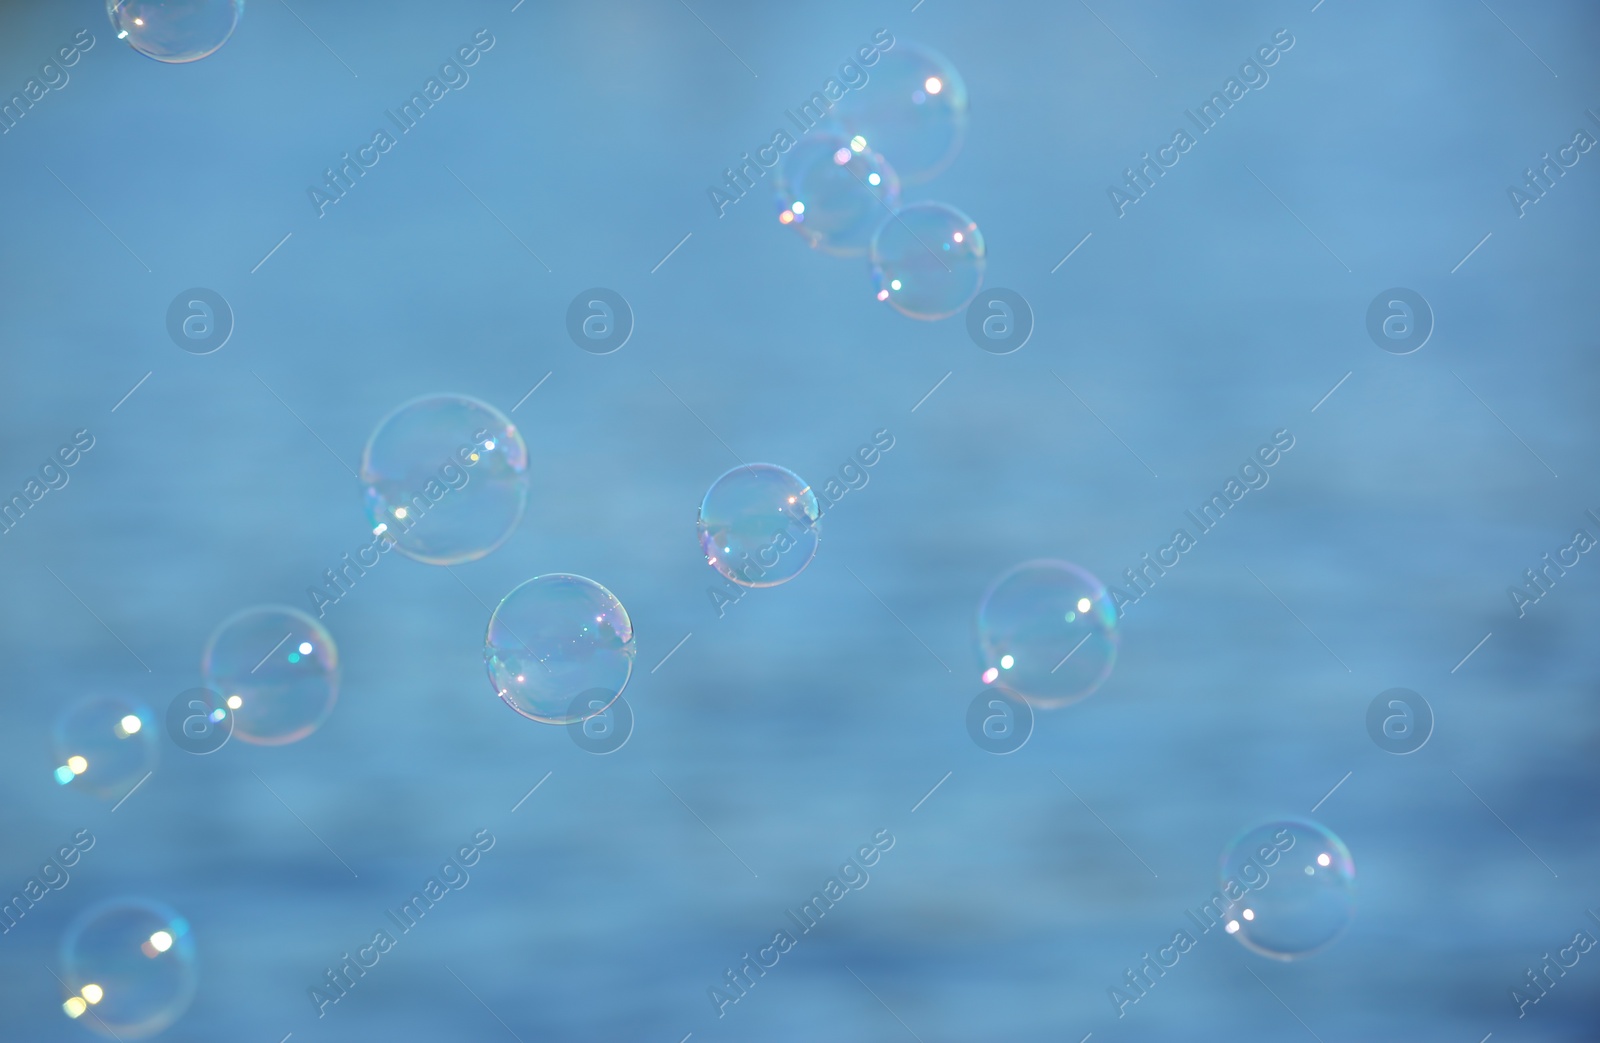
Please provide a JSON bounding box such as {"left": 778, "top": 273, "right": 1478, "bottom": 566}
{"left": 775, "top": 134, "right": 901, "bottom": 256}
{"left": 977, "top": 560, "right": 1117, "bottom": 707}
{"left": 60, "top": 898, "right": 197, "bottom": 1039}
{"left": 201, "top": 606, "right": 338, "bottom": 745}
{"left": 485, "top": 574, "right": 636, "bottom": 725}
{"left": 362, "top": 394, "right": 529, "bottom": 566}
{"left": 871, "top": 202, "right": 986, "bottom": 321}
{"left": 1219, "top": 819, "right": 1355, "bottom": 960}
{"left": 107, "top": 0, "right": 244, "bottom": 64}
{"left": 831, "top": 42, "right": 968, "bottom": 184}
{"left": 51, "top": 696, "right": 158, "bottom": 797}
{"left": 697, "top": 463, "right": 821, "bottom": 589}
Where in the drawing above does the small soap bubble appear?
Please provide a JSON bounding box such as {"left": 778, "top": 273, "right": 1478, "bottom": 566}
{"left": 832, "top": 42, "right": 968, "bottom": 184}
{"left": 977, "top": 560, "right": 1117, "bottom": 707}
{"left": 697, "top": 463, "right": 821, "bottom": 589}
{"left": 51, "top": 696, "right": 158, "bottom": 797}
{"left": 107, "top": 0, "right": 244, "bottom": 63}
{"left": 59, "top": 898, "right": 197, "bottom": 1039}
{"left": 1219, "top": 819, "right": 1355, "bottom": 960}
{"left": 362, "top": 394, "right": 529, "bottom": 566}
{"left": 201, "top": 606, "right": 338, "bottom": 745}
{"left": 775, "top": 134, "right": 901, "bottom": 256}
{"left": 485, "top": 574, "right": 636, "bottom": 725}
{"left": 871, "top": 202, "right": 986, "bottom": 320}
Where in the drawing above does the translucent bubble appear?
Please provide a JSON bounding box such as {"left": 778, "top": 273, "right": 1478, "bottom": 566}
{"left": 871, "top": 202, "right": 986, "bottom": 321}
{"left": 831, "top": 42, "right": 968, "bottom": 184}
{"left": 107, "top": 0, "right": 244, "bottom": 64}
{"left": 485, "top": 574, "right": 636, "bottom": 725}
{"left": 977, "top": 560, "right": 1118, "bottom": 707}
{"left": 51, "top": 696, "right": 158, "bottom": 797}
{"left": 775, "top": 134, "right": 901, "bottom": 256}
{"left": 362, "top": 394, "right": 529, "bottom": 566}
{"left": 60, "top": 898, "right": 197, "bottom": 1039}
{"left": 201, "top": 606, "right": 338, "bottom": 745}
{"left": 697, "top": 463, "right": 821, "bottom": 589}
{"left": 1219, "top": 819, "right": 1355, "bottom": 960}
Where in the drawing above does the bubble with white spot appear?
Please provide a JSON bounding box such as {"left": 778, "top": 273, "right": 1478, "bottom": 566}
{"left": 977, "top": 560, "right": 1118, "bottom": 707}
{"left": 51, "top": 696, "right": 158, "bottom": 797}
{"left": 1219, "top": 819, "right": 1355, "bottom": 961}
{"left": 202, "top": 606, "right": 338, "bottom": 745}
{"left": 59, "top": 898, "right": 197, "bottom": 1037}
{"left": 775, "top": 133, "right": 901, "bottom": 256}
{"left": 107, "top": 0, "right": 244, "bottom": 63}
{"left": 485, "top": 574, "right": 636, "bottom": 725}
{"left": 871, "top": 202, "right": 986, "bottom": 320}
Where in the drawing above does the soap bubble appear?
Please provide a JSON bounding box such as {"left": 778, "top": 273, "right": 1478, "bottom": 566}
{"left": 59, "top": 898, "right": 197, "bottom": 1039}
{"left": 832, "top": 42, "right": 968, "bottom": 184}
{"left": 107, "top": 0, "right": 244, "bottom": 64}
{"left": 697, "top": 463, "right": 821, "bottom": 588}
{"left": 485, "top": 574, "right": 636, "bottom": 725}
{"left": 871, "top": 202, "right": 986, "bottom": 321}
{"left": 362, "top": 394, "right": 529, "bottom": 566}
{"left": 51, "top": 696, "right": 158, "bottom": 797}
{"left": 775, "top": 133, "right": 901, "bottom": 256}
{"left": 977, "top": 560, "right": 1117, "bottom": 707}
{"left": 201, "top": 606, "right": 338, "bottom": 745}
{"left": 1219, "top": 819, "right": 1355, "bottom": 960}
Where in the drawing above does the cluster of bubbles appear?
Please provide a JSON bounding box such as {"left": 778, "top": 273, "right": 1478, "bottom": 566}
{"left": 40, "top": 383, "right": 1355, "bottom": 1028}
{"left": 50, "top": 604, "right": 341, "bottom": 801}
{"left": 108, "top": 0, "right": 244, "bottom": 64}
{"left": 47, "top": 23, "right": 1362, "bottom": 1031}
{"left": 44, "top": 390, "right": 627, "bottom": 1032}
{"left": 774, "top": 43, "right": 986, "bottom": 321}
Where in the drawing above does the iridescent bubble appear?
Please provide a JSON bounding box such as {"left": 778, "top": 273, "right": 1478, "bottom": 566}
{"left": 832, "top": 42, "right": 968, "bottom": 184}
{"left": 697, "top": 463, "right": 821, "bottom": 589}
{"left": 485, "top": 574, "right": 636, "bottom": 725}
{"left": 977, "top": 560, "right": 1118, "bottom": 707}
{"left": 775, "top": 133, "right": 901, "bottom": 256}
{"left": 871, "top": 202, "right": 986, "bottom": 321}
{"left": 107, "top": 0, "right": 244, "bottom": 64}
{"left": 51, "top": 696, "right": 158, "bottom": 797}
{"left": 201, "top": 606, "right": 338, "bottom": 745}
{"left": 1219, "top": 819, "right": 1356, "bottom": 960}
{"left": 60, "top": 898, "right": 197, "bottom": 1039}
{"left": 362, "top": 394, "right": 529, "bottom": 566}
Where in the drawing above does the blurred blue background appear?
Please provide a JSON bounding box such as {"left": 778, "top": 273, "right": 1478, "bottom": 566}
{"left": 2, "top": 0, "right": 1599, "bottom": 1039}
